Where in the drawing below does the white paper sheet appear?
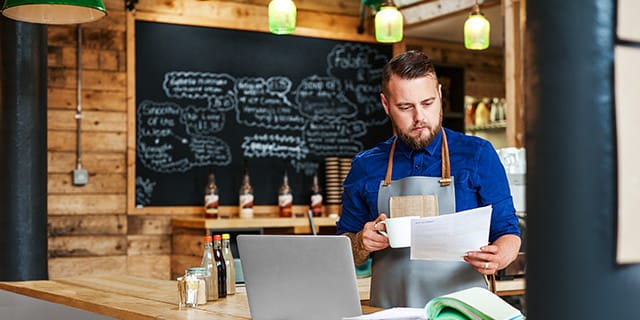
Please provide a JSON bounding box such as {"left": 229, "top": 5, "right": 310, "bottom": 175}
{"left": 342, "top": 307, "right": 426, "bottom": 320}
{"left": 410, "top": 205, "right": 492, "bottom": 261}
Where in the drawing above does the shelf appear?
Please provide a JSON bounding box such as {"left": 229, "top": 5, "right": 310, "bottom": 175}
{"left": 172, "top": 216, "right": 339, "bottom": 230}
{"left": 466, "top": 121, "right": 507, "bottom": 132}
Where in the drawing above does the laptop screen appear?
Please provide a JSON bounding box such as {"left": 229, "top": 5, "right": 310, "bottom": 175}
{"left": 237, "top": 235, "right": 363, "bottom": 320}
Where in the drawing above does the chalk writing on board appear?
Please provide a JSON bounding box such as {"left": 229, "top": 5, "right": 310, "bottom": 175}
{"left": 181, "top": 105, "right": 226, "bottom": 136}
{"left": 137, "top": 100, "right": 232, "bottom": 173}
{"left": 241, "top": 134, "right": 309, "bottom": 160}
{"left": 290, "top": 159, "right": 321, "bottom": 176}
{"left": 235, "top": 77, "right": 306, "bottom": 130}
{"left": 295, "top": 75, "right": 357, "bottom": 120}
{"left": 326, "top": 43, "right": 389, "bottom": 126}
{"left": 163, "top": 71, "right": 236, "bottom": 102}
{"left": 136, "top": 176, "right": 156, "bottom": 207}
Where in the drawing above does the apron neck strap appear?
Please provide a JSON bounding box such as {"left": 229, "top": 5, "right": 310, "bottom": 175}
{"left": 439, "top": 128, "right": 452, "bottom": 186}
{"left": 383, "top": 128, "right": 451, "bottom": 187}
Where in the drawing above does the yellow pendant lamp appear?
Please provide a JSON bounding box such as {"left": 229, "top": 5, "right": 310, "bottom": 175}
{"left": 375, "top": 2, "right": 403, "bottom": 43}
{"left": 2, "top": 0, "right": 106, "bottom": 24}
{"left": 268, "top": 0, "right": 297, "bottom": 35}
{"left": 464, "top": 1, "right": 490, "bottom": 50}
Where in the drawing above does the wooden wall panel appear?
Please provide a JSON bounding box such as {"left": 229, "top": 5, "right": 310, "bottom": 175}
{"left": 48, "top": 173, "right": 126, "bottom": 194}
{"left": 127, "top": 235, "right": 171, "bottom": 255}
{"left": 48, "top": 131, "right": 126, "bottom": 152}
{"left": 127, "top": 255, "right": 171, "bottom": 279}
{"left": 128, "top": 216, "right": 173, "bottom": 235}
{"left": 48, "top": 110, "right": 127, "bottom": 132}
{"left": 49, "top": 236, "right": 127, "bottom": 257}
{"left": 49, "top": 256, "right": 127, "bottom": 278}
{"left": 48, "top": 215, "right": 127, "bottom": 236}
{"left": 48, "top": 194, "right": 127, "bottom": 215}
{"left": 48, "top": 152, "right": 125, "bottom": 173}
{"left": 48, "top": 88, "right": 127, "bottom": 111}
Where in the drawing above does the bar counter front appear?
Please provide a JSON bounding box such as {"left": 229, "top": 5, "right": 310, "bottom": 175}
{"left": 0, "top": 274, "right": 376, "bottom": 319}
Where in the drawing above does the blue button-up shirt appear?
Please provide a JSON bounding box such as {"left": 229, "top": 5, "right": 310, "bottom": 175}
{"left": 337, "top": 128, "right": 520, "bottom": 242}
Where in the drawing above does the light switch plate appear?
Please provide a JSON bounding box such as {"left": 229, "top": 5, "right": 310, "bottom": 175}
{"left": 73, "top": 169, "right": 89, "bottom": 186}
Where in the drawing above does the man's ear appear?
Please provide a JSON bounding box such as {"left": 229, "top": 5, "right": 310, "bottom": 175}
{"left": 438, "top": 83, "right": 443, "bottom": 99}
{"left": 380, "top": 93, "right": 390, "bottom": 115}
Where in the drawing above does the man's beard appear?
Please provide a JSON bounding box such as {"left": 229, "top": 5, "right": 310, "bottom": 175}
{"left": 392, "top": 113, "right": 442, "bottom": 150}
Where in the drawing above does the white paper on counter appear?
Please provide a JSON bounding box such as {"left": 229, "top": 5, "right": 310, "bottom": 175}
{"left": 410, "top": 205, "right": 492, "bottom": 261}
{"left": 342, "top": 307, "right": 426, "bottom": 320}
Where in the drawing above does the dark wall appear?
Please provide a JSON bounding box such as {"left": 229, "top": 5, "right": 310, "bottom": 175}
{"left": 525, "top": 0, "right": 640, "bottom": 318}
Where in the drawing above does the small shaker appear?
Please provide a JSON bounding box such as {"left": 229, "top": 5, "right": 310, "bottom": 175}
{"left": 177, "top": 276, "right": 187, "bottom": 308}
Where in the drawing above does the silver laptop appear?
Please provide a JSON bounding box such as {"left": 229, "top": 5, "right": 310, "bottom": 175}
{"left": 237, "top": 235, "right": 362, "bottom": 320}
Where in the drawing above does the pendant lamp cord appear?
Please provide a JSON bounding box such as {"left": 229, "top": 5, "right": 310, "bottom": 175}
{"left": 75, "top": 25, "right": 83, "bottom": 171}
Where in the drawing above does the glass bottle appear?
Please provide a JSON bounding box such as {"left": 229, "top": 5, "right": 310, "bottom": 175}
{"left": 204, "top": 173, "right": 219, "bottom": 219}
{"left": 221, "top": 233, "right": 236, "bottom": 295}
{"left": 309, "top": 174, "right": 323, "bottom": 217}
{"left": 200, "top": 235, "right": 218, "bottom": 301}
{"left": 239, "top": 169, "right": 254, "bottom": 219}
{"left": 213, "top": 234, "right": 227, "bottom": 298}
{"left": 278, "top": 171, "right": 293, "bottom": 217}
{"left": 474, "top": 97, "right": 491, "bottom": 127}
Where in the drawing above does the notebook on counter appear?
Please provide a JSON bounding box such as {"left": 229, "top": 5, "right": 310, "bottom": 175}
{"left": 237, "top": 234, "right": 362, "bottom": 320}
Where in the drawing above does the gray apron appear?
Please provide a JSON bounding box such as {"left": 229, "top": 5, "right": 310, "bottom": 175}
{"left": 370, "top": 129, "right": 487, "bottom": 308}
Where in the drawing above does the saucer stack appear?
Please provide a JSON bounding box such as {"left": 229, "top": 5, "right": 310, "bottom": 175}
{"left": 324, "top": 157, "right": 342, "bottom": 205}
{"left": 324, "top": 157, "right": 353, "bottom": 205}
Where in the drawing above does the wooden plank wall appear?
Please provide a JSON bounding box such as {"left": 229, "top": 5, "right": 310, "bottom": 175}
{"left": 46, "top": 0, "right": 504, "bottom": 280}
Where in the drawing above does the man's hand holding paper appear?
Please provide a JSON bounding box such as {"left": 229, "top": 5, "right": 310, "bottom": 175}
{"left": 410, "top": 205, "right": 492, "bottom": 262}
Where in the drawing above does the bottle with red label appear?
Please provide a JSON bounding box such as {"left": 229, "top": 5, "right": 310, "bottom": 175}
{"left": 309, "top": 174, "right": 323, "bottom": 217}
{"left": 278, "top": 170, "right": 293, "bottom": 217}
{"left": 239, "top": 168, "right": 254, "bottom": 219}
{"left": 204, "top": 172, "right": 219, "bottom": 219}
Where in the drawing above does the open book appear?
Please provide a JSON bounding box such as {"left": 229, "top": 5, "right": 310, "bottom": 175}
{"left": 425, "top": 287, "right": 524, "bottom": 320}
{"left": 344, "top": 287, "right": 524, "bottom": 320}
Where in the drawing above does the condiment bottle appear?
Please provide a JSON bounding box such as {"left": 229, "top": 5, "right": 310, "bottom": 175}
{"left": 200, "top": 235, "right": 218, "bottom": 301}
{"left": 239, "top": 169, "right": 254, "bottom": 219}
{"left": 204, "top": 172, "right": 219, "bottom": 219}
{"left": 213, "top": 234, "right": 227, "bottom": 298}
{"left": 474, "top": 97, "right": 491, "bottom": 127}
{"left": 221, "top": 233, "right": 236, "bottom": 295}
{"left": 309, "top": 174, "right": 323, "bottom": 217}
{"left": 278, "top": 171, "right": 293, "bottom": 217}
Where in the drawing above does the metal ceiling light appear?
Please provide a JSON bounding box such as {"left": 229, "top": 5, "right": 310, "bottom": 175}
{"left": 268, "top": 0, "right": 296, "bottom": 35}
{"left": 464, "top": 0, "right": 490, "bottom": 50}
{"left": 375, "top": 1, "right": 403, "bottom": 43}
{"left": 2, "top": 0, "right": 106, "bottom": 24}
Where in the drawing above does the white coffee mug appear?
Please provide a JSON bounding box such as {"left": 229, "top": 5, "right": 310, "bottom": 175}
{"left": 378, "top": 216, "right": 420, "bottom": 248}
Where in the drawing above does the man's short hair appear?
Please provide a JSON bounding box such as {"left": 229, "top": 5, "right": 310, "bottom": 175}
{"left": 381, "top": 50, "right": 438, "bottom": 96}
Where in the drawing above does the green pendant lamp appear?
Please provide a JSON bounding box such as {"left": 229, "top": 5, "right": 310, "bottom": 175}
{"left": 2, "top": 0, "right": 106, "bottom": 25}
{"left": 268, "top": 0, "right": 296, "bottom": 35}
{"left": 464, "top": 1, "right": 490, "bottom": 50}
{"left": 375, "top": 2, "right": 403, "bottom": 43}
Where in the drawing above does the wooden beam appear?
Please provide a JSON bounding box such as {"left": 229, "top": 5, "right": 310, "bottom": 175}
{"left": 503, "top": 0, "right": 525, "bottom": 147}
{"left": 401, "top": 0, "right": 499, "bottom": 27}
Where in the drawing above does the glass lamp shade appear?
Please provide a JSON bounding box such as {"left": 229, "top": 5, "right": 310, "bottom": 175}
{"left": 268, "top": 0, "right": 296, "bottom": 35}
{"left": 375, "top": 5, "right": 403, "bottom": 43}
{"left": 464, "top": 11, "right": 490, "bottom": 50}
{"left": 2, "top": 0, "right": 106, "bottom": 24}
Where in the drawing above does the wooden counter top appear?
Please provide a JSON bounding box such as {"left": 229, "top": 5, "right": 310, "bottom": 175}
{"left": 172, "top": 216, "right": 339, "bottom": 230}
{"left": 0, "top": 275, "right": 375, "bottom": 320}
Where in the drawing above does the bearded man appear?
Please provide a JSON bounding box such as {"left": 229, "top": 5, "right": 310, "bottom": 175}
{"left": 337, "top": 50, "right": 521, "bottom": 308}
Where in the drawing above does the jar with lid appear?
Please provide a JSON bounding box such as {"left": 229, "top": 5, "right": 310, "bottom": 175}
{"left": 185, "top": 267, "right": 208, "bottom": 306}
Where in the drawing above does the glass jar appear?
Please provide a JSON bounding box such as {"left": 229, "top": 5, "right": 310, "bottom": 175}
{"left": 186, "top": 267, "right": 209, "bottom": 306}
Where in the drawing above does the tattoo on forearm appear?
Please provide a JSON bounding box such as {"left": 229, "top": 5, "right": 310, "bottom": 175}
{"left": 345, "top": 231, "right": 370, "bottom": 266}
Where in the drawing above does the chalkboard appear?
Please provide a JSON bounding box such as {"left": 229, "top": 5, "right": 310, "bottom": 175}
{"left": 134, "top": 21, "right": 393, "bottom": 207}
